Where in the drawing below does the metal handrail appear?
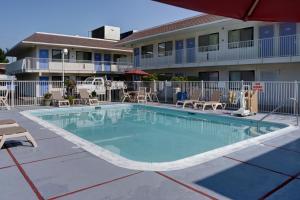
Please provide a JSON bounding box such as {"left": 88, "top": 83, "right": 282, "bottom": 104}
{"left": 257, "top": 98, "right": 299, "bottom": 131}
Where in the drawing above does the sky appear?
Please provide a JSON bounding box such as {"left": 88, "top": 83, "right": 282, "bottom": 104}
{"left": 0, "top": 0, "right": 198, "bottom": 50}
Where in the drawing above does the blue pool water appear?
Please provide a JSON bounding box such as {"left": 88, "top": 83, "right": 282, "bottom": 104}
{"left": 32, "top": 105, "right": 287, "bottom": 162}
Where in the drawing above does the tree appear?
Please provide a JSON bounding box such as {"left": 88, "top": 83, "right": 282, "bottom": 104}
{"left": 0, "top": 48, "right": 9, "bottom": 63}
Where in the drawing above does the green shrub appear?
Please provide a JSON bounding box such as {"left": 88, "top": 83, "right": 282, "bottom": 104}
{"left": 170, "top": 76, "right": 188, "bottom": 81}
{"left": 44, "top": 93, "right": 52, "bottom": 100}
{"left": 142, "top": 73, "right": 158, "bottom": 81}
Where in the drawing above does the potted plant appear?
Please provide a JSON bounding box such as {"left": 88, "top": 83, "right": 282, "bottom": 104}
{"left": 91, "top": 90, "right": 97, "bottom": 98}
{"left": 43, "top": 93, "right": 52, "bottom": 106}
{"left": 67, "top": 95, "right": 75, "bottom": 105}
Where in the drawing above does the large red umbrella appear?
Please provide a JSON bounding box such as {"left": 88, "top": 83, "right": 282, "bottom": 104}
{"left": 125, "top": 69, "right": 150, "bottom": 76}
{"left": 155, "top": 0, "right": 300, "bottom": 22}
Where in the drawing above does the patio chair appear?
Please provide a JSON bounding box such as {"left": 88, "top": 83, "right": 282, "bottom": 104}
{"left": 0, "top": 86, "right": 10, "bottom": 110}
{"left": 194, "top": 91, "right": 226, "bottom": 111}
{"left": 0, "top": 119, "right": 18, "bottom": 128}
{"left": 73, "top": 89, "right": 98, "bottom": 106}
{"left": 51, "top": 90, "right": 70, "bottom": 107}
{"left": 121, "top": 87, "right": 131, "bottom": 103}
{"left": 151, "top": 89, "right": 159, "bottom": 103}
{"left": 176, "top": 89, "right": 203, "bottom": 108}
{"left": 137, "top": 87, "right": 147, "bottom": 103}
{"left": 0, "top": 126, "right": 37, "bottom": 149}
{"left": 146, "top": 88, "right": 153, "bottom": 102}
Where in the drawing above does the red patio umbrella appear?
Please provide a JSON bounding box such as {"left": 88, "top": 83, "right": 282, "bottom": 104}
{"left": 125, "top": 69, "right": 150, "bottom": 76}
{"left": 155, "top": 0, "right": 300, "bottom": 22}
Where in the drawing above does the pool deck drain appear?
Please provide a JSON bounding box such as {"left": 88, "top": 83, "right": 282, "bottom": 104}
{"left": 0, "top": 105, "right": 299, "bottom": 199}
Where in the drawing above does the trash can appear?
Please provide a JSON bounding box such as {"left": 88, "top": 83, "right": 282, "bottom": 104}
{"left": 177, "top": 92, "right": 187, "bottom": 101}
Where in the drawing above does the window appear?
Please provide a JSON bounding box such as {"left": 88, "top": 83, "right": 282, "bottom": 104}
{"left": 198, "top": 33, "right": 219, "bottom": 52}
{"left": 229, "top": 71, "right": 255, "bottom": 81}
{"left": 228, "top": 27, "right": 254, "bottom": 49}
{"left": 76, "top": 51, "right": 92, "bottom": 63}
{"left": 52, "top": 49, "right": 69, "bottom": 62}
{"left": 51, "top": 76, "right": 62, "bottom": 81}
{"left": 141, "top": 45, "right": 154, "bottom": 58}
{"left": 198, "top": 71, "right": 219, "bottom": 81}
{"left": 158, "top": 41, "right": 173, "bottom": 57}
{"left": 113, "top": 54, "right": 126, "bottom": 63}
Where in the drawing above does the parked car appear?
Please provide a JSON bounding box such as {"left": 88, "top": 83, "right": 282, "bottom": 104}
{"left": 76, "top": 77, "right": 125, "bottom": 95}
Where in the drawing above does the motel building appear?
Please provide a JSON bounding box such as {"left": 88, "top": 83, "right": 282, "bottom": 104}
{"left": 5, "top": 26, "right": 133, "bottom": 82}
{"left": 119, "top": 14, "right": 300, "bottom": 82}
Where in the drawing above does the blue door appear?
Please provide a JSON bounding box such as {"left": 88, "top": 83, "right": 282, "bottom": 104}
{"left": 94, "top": 53, "right": 102, "bottom": 71}
{"left": 104, "top": 54, "right": 111, "bottom": 72}
{"left": 134, "top": 48, "right": 140, "bottom": 67}
{"left": 39, "top": 76, "right": 49, "bottom": 97}
{"left": 186, "top": 38, "right": 195, "bottom": 63}
{"left": 175, "top": 40, "right": 184, "bottom": 64}
{"left": 279, "top": 23, "right": 297, "bottom": 56}
{"left": 39, "top": 49, "right": 49, "bottom": 69}
{"left": 259, "top": 25, "right": 274, "bottom": 58}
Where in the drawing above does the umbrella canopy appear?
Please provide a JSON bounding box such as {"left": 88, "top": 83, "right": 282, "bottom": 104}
{"left": 156, "top": 0, "right": 300, "bottom": 22}
{"left": 125, "top": 69, "right": 150, "bottom": 76}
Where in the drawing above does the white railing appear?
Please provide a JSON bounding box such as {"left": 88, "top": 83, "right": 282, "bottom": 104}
{"left": 0, "top": 80, "right": 299, "bottom": 117}
{"left": 6, "top": 57, "right": 133, "bottom": 75}
{"left": 137, "top": 34, "right": 300, "bottom": 69}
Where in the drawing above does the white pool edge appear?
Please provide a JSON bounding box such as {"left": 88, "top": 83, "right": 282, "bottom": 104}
{"left": 21, "top": 105, "right": 298, "bottom": 171}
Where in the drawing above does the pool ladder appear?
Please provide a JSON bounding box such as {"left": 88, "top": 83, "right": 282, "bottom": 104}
{"left": 257, "top": 98, "right": 299, "bottom": 131}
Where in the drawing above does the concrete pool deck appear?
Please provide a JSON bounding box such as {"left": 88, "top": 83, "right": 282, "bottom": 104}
{"left": 1, "top": 105, "right": 300, "bottom": 199}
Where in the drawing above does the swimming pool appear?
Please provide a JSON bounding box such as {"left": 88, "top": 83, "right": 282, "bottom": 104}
{"left": 23, "top": 104, "right": 292, "bottom": 171}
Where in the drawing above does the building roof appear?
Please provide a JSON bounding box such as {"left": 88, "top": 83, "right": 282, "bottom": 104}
{"left": 119, "top": 14, "right": 228, "bottom": 44}
{"left": 7, "top": 32, "right": 132, "bottom": 56}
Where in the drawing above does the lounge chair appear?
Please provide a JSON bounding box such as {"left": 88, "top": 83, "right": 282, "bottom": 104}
{"left": 194, "top": 91, "right": 226, "bottom": 111}
{"left": 0, "top": 119, "right": 18, "bottom": 128}
{"left": 121, "top": 87, "right": 131, "bottom": 103}
{"left": 73, "top": 89, "right": 98, "bottom": 106}
{"left": 51, "top": 91, "right": 70, "bottom": 107}
{"left": 0, "top": 86, "right": 10, "bottom": 110}
{"left": 137, "top": 87, "right": 147, "bottom": 103}
{"left": 176, "top": 89, "right": 203, "bottom": 108}
{"left": 0, "top": 126, "right": 37, "bottom": 149}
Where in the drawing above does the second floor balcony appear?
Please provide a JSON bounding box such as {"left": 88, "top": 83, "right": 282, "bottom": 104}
{"left": 6, "top": 57, "right": 133, "bottom": 75}
{"left": 137, "top": 34, "right": 300, "bottom": 69}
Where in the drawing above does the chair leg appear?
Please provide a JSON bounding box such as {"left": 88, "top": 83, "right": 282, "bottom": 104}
{"left": 0, "top": 135, "right": 7, "bottom": 149}
{"left": 24, "top": 133, "right": 37, "bottom": 147}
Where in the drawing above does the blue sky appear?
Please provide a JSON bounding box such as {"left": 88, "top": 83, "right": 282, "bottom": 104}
{"left": 0, "top": 0, "right": 198, "bottom": 50}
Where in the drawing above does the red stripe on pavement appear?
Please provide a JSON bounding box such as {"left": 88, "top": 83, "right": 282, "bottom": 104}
{"left": 6, "top": 148, "right": 44, "bottom": 200}
{"left": 259, "top": 171, "right": 300, "bottom": 199}
{"left": 48, "top": 171, "right": 143, "bottom": 200}
{"left": 155, "top": 172, "right": 218, "bottom": 200}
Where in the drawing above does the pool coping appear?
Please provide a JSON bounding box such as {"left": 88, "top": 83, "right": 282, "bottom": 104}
{"left": 21, "top": 104, "right": 298, "bottom": 171}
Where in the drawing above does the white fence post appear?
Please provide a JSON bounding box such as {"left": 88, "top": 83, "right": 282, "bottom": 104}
{"left": 294, "top": 80, "right": 298, "bottom": 116}
{"left": 11, "top": 79, "right": 14, "bottom": 108}
{"left": 164, "top": 80, "right": 167, "bottom": 103}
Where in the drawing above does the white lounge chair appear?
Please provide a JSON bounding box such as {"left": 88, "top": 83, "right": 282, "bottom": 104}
{"left": 194, "top": 91, "right": 226, "bottom": 111}
{"left": 51, "top": 91, "right": 70, "bottom": 107}
{"left": 0, "top": 126, "right": 37, "bottom": 149}
{"left": 137, "top": 87, "right": 147, "bottom": 103}
{"left": 73, "top": 89, "right": 98, "bottom": 106}
{"left": 0, "top": 119, "right": 18, "bottom": 128}
{"left": 0, "top": 86, "right": 10, "bottom": 110}
{"left": 176, "top": 89, "right": 203, "bottom": 108}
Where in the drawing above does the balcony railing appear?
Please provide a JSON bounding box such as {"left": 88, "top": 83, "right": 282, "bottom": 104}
{"left": 6, "top": 57, "right": 133, "bottom": 75}
{"left": 137, "top": 34, "right": 300, "bottom": 69}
